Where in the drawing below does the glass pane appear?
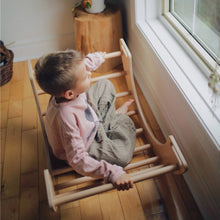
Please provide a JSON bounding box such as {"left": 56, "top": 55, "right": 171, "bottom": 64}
{"left": 173, "top": 0, "right": 194, "bottom": 30}
{"left": 170, "top": 0, "right": 220, "bottom": 62}
{"left": 195, "top": 0, "right": 220, "bottom": 60}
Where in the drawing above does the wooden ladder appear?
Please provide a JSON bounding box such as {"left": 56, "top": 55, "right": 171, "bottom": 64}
{"left": 28, "top": 38, "right": 188, "bottom": 211}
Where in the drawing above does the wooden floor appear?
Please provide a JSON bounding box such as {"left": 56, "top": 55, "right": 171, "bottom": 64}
{"left": 0, "top": 60, "right": 169, "bottom": 220}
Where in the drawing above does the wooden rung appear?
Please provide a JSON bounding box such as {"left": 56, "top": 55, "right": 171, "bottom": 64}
{"left": 127, "top": 110, "right": 136, "bottom": 116}
{"left": 136, "top": 128, "right": 144, "bottom": 134}
{"left": 91, "top": 71, "right": 125, "bottom": 83}
{"left": 37, "top": 89, "right": 45, "bottom": 95}
{"left": 134, "top": 144, "right": 151, "bottom": 154}
{"left": 55, "top": 176, "right": 98, "bottom": 190}
{"left": 54, "top": 163, "right": 163, "bottom": 191}
{"left": 132, "top": 164, "right": 177, "bottom": 181}
{"left": 54, "top": 154, "right": 156, "bottom": 190}
{"left": 129, "top": 164, "right": 164, "bottom": 177}
{"left": 51, "top": 164, "right": 177, "bottom": 207}
{"left": 124, "top": 156, "right": 159, "bottom": 170}
{"left": 52, "top": 167, "right": 74, "bottom": 176}
{"left": 116, "top": 91, "right": 131, "bottom": 98}
{"left": 44, "top": 169, "right": 57, "bottom": 211}
{"left": 105, "top": 51, "right": 121, "bottom": 59}
{"left": 37, "top": 73, "right": 127, "bottom": 95}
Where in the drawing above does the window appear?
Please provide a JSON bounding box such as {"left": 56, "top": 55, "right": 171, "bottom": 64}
{"left": 133, "top": 4, "right": 220, "bottom": 217}
{"left": 169, "top": 0, "right": 220, "bottom": 64}
{"left": 134, "top": 0, "right": 220, "bottom": 146}
{"left": 163, "top": 0, "right": 220, "bottom": 97}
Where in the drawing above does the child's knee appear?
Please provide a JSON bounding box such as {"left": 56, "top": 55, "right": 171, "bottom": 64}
{"left": 101, "top": 79, "right": 114, "bottom": 89}
{"left": 116, "top": 151, "right": 133, "bottom": 167}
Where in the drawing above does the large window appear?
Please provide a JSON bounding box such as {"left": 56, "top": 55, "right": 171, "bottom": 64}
{"left": 162, "top": 0, "right": 220, "bottom": 76}
{"left": 135, "top": 0, "right": 220, "bottom": 146}
{"left": 169, "top": 0, "right": 220, "bottom": 64}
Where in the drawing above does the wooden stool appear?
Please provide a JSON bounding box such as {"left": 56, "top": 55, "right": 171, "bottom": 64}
{"left": 73, "top": 6, "right": 123, "bottom": 72}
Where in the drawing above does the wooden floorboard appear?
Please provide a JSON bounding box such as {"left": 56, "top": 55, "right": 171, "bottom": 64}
{"left": 1, "top": 59, "right": 177, "bottom": 220}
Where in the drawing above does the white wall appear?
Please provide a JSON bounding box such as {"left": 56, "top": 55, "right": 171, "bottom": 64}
{"left": 1, "top": 0, "right": 75, "bottom": 62}
{"left": 117, "top": 0, "right": 220, "bottom": 219}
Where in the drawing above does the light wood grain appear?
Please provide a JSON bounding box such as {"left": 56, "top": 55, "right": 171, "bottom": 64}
{"left": 79, "top": 195, "right": 103, "bottom": 220}
{"left": 0, "top": 101, "right": 8, "bottom": 128}
{"left": 20, "top": 187, "right": 39, "bottom": 220}
{"left": 99, "top": 190, "right": 124, "bottom": 220}
{"left": 1, "top": 197, "right": 19, "bottom": 220}
{"left": 0, "top": 128, "right": 6, "bottom": 181}
{"left": 73, "top": 6, "right": 123, "bottom": 72}
{"left": 118, "top": 186, "right": 146, "bottom": 220}
{"left": 21, "top": 129, "right": 38, "bottom": 173}
{"left": 2, "top": 117, "right": 22, "bottom": 198}
{"left": 8, "top": 100, "right": 22, "bottom": 118}
{"left": 0, "top": 82, "right": 10, "bottom": 102}
{"left": 22, "top": 98, "right": 37, "bottom": 131}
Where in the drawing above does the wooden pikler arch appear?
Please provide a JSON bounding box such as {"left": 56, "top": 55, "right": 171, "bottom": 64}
{"left": 28, "top": 38, "right": 188, "bottom": 211}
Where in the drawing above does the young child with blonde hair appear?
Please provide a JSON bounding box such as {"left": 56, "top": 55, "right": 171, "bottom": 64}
{"left": 35, "top": 50, "right": 136, "bottom": 190}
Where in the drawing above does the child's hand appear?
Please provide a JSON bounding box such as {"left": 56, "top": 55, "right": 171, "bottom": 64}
{"left": 115, "top": 173, "right": 133, "bottom": 191}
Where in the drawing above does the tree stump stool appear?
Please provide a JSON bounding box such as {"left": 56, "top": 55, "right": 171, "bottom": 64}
{"left": 73, "top": 6, "right": 123, "bottom": 72}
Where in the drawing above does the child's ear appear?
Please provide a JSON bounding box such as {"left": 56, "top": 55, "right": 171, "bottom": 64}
{"left": 64, "top": 89, "right": 75, "bottom": 100}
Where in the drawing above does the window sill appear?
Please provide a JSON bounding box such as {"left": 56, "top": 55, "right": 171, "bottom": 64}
{"left": 135, "top": 17, "right": 220, "bottom": 148}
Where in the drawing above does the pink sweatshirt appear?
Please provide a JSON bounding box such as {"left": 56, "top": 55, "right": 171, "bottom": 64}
{"left": 45, "top": 52, "right": 125, "bottom": 183}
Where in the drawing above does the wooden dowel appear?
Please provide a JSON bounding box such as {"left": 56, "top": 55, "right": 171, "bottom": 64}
{"left": 54, "top": 163, "right": 162, "bottom": 191}
{"left": 116, "top": 91, "right": 131, "bottom": 98}
{"left": 53, "top": 164, "right": 177, "bottom": 206}
{"left": 52, "top": 167, "right": 74, "bottom": 176}
{"left": 124, "top": 156, "right": 159, "bottom": 171}
{"left": 91, "top": 71, "right": 125, "bottom": 83}
{"left": 105, "top": 51, "right": 121, "bottom": 59}
{"left": 136, "top": 128, "right": 144, "bottom": 134}
{"left": 54, "top": 181, "right": 114, "bottom": 204}
{"left": 37, "top": 73, "right": 128, "bottom": 96}
{"left": 134, "top": 144, "right": 151, "bottom": 154}
{"left": 54, "top": 153, "right": 156, "bottom": 190}
{"left": 44, "top": 169, "right": 57, "bottom": 212}
{"left": 55, "top": 165, "right": 164, "bottom": 195}
{"left": 129, "top": 164, "right": 164, "bottom": 177}
{"left": 55, "top": 176, "right": 99, "bottom": 190}
{"left": 132, "top": 164, "right": 177, "bottom": 181}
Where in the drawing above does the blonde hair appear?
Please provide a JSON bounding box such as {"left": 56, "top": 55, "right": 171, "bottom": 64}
{"left": 35, "top": 50, "right": 84, "bottom": 96}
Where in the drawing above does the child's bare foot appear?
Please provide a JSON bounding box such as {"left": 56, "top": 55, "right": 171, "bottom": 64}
{"left": 116, "top": 99, "right": 134, "bottom": 114}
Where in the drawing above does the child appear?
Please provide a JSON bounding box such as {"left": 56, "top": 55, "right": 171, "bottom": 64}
{"left": 35, "top": 50, "right": 136, "bottom": 190}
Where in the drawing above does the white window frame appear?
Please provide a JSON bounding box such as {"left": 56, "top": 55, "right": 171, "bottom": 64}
{"left": 163, "top": 0, "right": 219, "bottom": 73}
{"left": 134, "top": 0, "right": 220, "bottom": 147}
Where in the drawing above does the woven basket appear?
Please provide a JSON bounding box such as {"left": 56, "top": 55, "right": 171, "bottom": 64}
{"left": 0, "top": 41, "right": 14, "bottom": 87}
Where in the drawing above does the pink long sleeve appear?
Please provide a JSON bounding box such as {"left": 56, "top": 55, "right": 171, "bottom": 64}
{"left": 84, "top": 52, "right": 105, "bottom": 71}
{"left": 59, "top": 107, "right": 124, "bottom": 183}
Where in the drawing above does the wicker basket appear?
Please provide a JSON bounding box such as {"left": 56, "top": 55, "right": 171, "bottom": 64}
{"left": 0, "top": 41, "right": 14, "bottom": 87}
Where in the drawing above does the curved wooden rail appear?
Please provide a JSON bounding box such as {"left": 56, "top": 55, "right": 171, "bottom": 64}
{"left": 119, "top": 39, "right": 188, "bottom": 174}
